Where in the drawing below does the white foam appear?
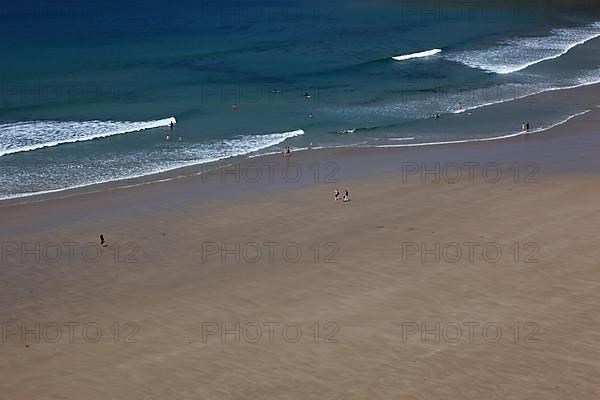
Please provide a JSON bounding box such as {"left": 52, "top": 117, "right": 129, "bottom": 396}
{"left": 374, "top": 109, "right": 591, "bottom": 148}
{"left": 450, "top": 69, "right": 600, "bottom": 115}
{"left": 1, "top": 129, "right": 304, "bottom": 201}
{"left": 393, "top": 49, "right": 442, "bottom": 61}
{"left": 0, "top": 117, "right": 176, "bottom": 157}
{"left": 446, "top": 22, "right": 600, "bottom": 74}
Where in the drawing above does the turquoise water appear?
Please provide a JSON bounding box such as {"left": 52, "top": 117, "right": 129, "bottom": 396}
{"left": 1, "top": 0, "right": 600, "bottom": 198}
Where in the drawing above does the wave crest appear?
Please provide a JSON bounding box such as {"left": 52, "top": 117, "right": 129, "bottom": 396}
{"left": 446, "top": 22, "right": 600, "bottom": 74}
{"left": 0, "top": 117, "right": 177, "bottom": 157}
{"left": 392, "top": 49, "right": 442, "bottom": 61}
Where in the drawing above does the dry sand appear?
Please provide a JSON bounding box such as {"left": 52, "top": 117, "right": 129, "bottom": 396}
{"left": 1, "top": 91, "right": 600, "bottom": 399}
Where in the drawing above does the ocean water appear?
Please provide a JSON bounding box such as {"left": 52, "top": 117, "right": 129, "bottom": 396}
{"left": 1, "top": 0, "right": 600, "bottom": 198}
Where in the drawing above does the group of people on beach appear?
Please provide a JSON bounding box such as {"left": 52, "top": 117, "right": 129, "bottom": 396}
{"left": 334, "top": 188, "right": 350, "bottom": 202}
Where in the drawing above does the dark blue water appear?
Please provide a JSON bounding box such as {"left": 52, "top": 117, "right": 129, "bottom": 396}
{"left": 1, "top": 0, "right": 600, "bottom": 198}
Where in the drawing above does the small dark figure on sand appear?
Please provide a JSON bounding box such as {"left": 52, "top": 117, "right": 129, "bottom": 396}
{"left": 343, "top": 189, "right": 350, "bottom": 202}
{"left": 100, "top": 234, "right": 105, "bottom": 246}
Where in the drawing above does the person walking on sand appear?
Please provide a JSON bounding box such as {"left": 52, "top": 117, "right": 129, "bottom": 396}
{"left": 343, "top": 189, "right": 350, "bottom": 202}
{"left": 334, "top": 189, "right": 340, "bottom": 201}
{"left": 283, "top": 146, "right": 291, "bottom": 158}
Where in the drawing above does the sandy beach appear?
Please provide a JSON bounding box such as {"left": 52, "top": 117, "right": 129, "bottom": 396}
{"left": 2, "top": 83, "right": 600, "bottom": 398}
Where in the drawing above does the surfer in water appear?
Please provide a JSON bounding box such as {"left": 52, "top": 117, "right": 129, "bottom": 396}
{"left": 231, "top": 103, "right": 238, "bottom": 111}
{"left": 304, "top": 92, "right": 311, "bottom": 99}
{"left": 170, "top": 121, "right": 175, "bottom": 130}
{"left": 165, "top": 135, "right": 171, "bottom": 142}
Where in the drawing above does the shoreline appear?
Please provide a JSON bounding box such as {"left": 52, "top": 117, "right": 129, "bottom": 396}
{"left": 2, "top": 80, "right": 599, "bottom": 207}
